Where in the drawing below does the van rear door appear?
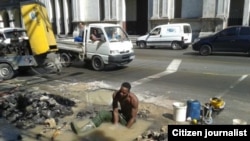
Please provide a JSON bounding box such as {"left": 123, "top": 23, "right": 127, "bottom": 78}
{"left": 183, "top": 25, "right": 192, "bottom": 44}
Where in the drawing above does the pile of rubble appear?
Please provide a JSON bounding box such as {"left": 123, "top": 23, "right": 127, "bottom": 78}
{"left": 0, "top": 86, "right": 75, "bottom": 129}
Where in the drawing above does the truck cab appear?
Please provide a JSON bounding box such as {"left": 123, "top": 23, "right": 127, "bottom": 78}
{"left": 85, "top": 24, "right": 134, "bottom": 70}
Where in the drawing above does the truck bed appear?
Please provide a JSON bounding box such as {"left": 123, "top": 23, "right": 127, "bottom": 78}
{"left": 56, "top": 39, "right": 84, "bottom": 53}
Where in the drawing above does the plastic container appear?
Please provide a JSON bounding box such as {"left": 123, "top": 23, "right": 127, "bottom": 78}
{"left": 186, "top": 99, "right": 201, "bottom": 120}
{"left": 173, "top": 102, "right": 187, "bottom": 122}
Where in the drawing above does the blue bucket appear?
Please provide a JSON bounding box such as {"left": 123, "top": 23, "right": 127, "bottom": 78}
{"left": 186, "top": 100, "right": 201, "bottom": 120}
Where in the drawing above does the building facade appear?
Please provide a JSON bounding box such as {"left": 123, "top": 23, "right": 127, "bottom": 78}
{"left": 0, "top": 0, "right": 249, "bottom": 39}
{"left": 150, "top": 0, "right": 250, "bottom": 38}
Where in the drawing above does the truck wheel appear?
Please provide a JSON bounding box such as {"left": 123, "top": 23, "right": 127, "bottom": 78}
{"left": 0, "top": 63, "right": 15, "bottom": 80}
{"left": 60, "top": 53, "right": 72, "bottom": 67}
{"left": 199, "top": 45, "right": 212, "bottom": 56}
{"left": 92, "top": 56, "right": 104, "bottom": 71}
{"left": 171, "top": 42, "right": 181, "bottom": 50}
{"left": 138, "top": 41, "right": 146, "bottom": 48}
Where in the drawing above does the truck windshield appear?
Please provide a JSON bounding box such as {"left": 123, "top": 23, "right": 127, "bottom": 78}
{"left": 4, "top": 30, "right": 27, "bottom": 39}
{"left": 104, "top": 27, "right": 129, "bottom": 42}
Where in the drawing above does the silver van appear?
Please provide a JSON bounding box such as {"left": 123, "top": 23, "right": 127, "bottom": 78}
{"left": 136, "top": 23, "right": 192, "bottom": 49}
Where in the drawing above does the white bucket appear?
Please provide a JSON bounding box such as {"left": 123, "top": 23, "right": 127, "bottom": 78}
{"left": 173, "top": 102, "right": 187, "bottom": 122}
{"left": 232, "top": 119, "right": 247, "bottom": 125}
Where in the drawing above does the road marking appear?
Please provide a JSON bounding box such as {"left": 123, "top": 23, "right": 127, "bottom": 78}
{"left": 230, "top": 74, "right": 248, "bottom": 88}
{"left": 218, "top": 74, "right": 248, "bottom": 97}
{"left": 132, "top": 59, "right": 182, "bottom": 87}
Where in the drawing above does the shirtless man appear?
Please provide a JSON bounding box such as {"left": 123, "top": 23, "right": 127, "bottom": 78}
{"left": 70, "top": 82, "right": 139, "bottom": 134}
{"left": 112, "top": 82, "right": 139, "bottom": 128}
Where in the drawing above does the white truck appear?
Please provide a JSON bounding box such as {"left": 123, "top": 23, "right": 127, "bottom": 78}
{"left": 57, "top": 23, "right": 135, "bottom": 71}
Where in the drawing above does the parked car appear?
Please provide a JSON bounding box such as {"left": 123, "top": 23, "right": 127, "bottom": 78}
{"left": 136, "top": 23, "right": 192, "bottom": 49}
{"left": 192, "top": 26, "right": 250, "bottom": 56}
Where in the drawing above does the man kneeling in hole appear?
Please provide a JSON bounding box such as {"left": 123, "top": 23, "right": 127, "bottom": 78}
{"left": 70, "top": 82, "right": 139, "bottom": 134}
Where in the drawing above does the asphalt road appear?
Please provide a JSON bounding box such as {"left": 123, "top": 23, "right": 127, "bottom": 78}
{"left": 16, "top": 46, "right": 250, "bottom": 125}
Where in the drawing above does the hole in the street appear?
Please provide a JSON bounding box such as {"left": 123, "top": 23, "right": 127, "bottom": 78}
{"left": 0, "top": 84, "right": 169, "bottom": 141}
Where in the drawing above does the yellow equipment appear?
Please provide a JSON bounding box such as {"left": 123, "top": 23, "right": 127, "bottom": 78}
{"left": 21, "top": 2, "right": 58, "bottom": 55}
{"left": 210, "top": 97, "right": 225, "bottom": 109}
{"left": 0, "top": 0, "right": 62, "bottom": 79}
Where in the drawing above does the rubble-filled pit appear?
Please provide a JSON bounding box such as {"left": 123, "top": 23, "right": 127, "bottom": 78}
{"left": 0, "top": 80, "right": 177, "bottom": 141}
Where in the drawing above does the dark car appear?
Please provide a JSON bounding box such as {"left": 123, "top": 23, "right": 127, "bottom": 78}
{"left": 192, "top": 26, "right": 250, "bottom": 56}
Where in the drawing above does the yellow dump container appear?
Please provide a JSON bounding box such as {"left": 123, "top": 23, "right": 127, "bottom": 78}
{"left": 21, "top": 2, "right": 57, "bottom": 55}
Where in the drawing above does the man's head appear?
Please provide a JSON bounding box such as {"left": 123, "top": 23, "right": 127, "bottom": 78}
{"left": 79, "top": 22, "right": 84, "bottom": 29}
{"left": 121, "top": 82, "right": 131, "bottom": 91}
{"left": 93, "top": 29, "right": 98, "bottom": 35}
{"left": 119, "top": 82, "right": 131, "bottom": 97}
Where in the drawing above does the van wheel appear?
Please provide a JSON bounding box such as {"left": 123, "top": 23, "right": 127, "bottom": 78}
{"left": 0, "top": 63, "right": 15, "bottom": 80}
{"left": 92, "top": 56, "right": 105, "bottom": 71}
{"left": 138, "top": 41, "right": 146, "bottom": 48}
{"left": 171, "top": 42, "right": 181, "bottom": 50}
{"left": 199, "top": 45, "right": 212, "bottom": 56}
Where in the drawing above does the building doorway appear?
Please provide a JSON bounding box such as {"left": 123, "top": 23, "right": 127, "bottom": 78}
{"left": 126, "top": 0, "right": 148, "bottom": 35}
{"left": 51, "top": 1, "right": 57, "bottom": 34}
{"left": 59, "top": 0, "right": 65, "bottom": 34}
{"left": 174, "top": 0, "right": 182, "bottom": 18}
{"left": 228, "top": 0, "right": 244, "bottom": 26}
{"left": 136, "top": 0, "right": 148, "bottom": 35}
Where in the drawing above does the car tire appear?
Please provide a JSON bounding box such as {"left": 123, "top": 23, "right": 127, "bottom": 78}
{"left": 138, "top": 41, "right": 146, "bottom": 48}
{"left": 247, "top": 50, "right": 250, "bottom": 57}
{"left": 92, "top": 56, "right": 105, "bottom": 71}
{"left": 199, "top": 45, "right": 212, "bottom": 56}
{"left": 171, "top": 42, "right": 181, "bottom": 50}
{"left": 0, "top": 63, "right": 15, "bottom": 80}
